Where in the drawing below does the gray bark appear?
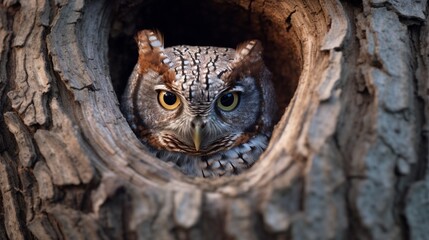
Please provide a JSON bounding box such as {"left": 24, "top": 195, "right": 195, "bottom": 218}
{"left": 0, "top": 0, "right": 428, "bottom": 239}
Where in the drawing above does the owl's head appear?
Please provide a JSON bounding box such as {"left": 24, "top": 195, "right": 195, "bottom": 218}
{"left": 124, "top": 30, "right": 275, "bottom": 156}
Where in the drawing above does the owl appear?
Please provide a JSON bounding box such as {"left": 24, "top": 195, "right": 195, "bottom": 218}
{"left": 122, "top": 30, "right": 277, "bottom": 177}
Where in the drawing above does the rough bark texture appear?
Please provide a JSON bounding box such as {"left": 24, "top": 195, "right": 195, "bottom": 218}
{"left": 0, "top": 0, "right": 428, "bottom": 239}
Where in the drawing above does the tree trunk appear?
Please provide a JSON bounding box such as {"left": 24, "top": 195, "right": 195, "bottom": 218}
{"left": 0, "top": 0, "right": 428, "bottom": 239}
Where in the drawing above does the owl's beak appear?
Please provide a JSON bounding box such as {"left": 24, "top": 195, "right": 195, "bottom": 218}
{"left": 193, "top": 124, "right": 201, "bottom": 151}
{"left": 191, "top": 118, "right": 205, "bottom": 151}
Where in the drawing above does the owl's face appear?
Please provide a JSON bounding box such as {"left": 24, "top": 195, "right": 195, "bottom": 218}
{"left": 126, "top": 31, "right": 270, "bottom": 156}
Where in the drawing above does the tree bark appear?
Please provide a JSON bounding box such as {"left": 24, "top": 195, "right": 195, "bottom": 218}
{"left": 0, "top": 0, "right": 428, "bottom": 239}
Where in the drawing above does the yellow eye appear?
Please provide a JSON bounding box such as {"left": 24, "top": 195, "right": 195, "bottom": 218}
{"left": 158, "top": 90, "right": 181, "bottom": 110}
{"left": 217, "top": 92, "right": 240, "bottom": 111}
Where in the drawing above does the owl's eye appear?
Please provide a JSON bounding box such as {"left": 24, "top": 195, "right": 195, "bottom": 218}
{"left": 217, "top": 92, "right": 240, "bottom": 111}
{"left": 158, "top": 90, "right": 181, "bottom": 110}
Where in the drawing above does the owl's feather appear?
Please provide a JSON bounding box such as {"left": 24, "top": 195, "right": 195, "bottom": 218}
{"left": 135, "top": 30, "right": 175, "bottom": 86}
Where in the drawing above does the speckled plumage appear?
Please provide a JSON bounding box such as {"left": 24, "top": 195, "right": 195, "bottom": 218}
{"left": 122, "top": 30, "right": 277, "bottom": 177}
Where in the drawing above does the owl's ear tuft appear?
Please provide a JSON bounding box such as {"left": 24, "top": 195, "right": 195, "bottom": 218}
{"left": 135, "top": 30, "right": 175, "bottom": 85}
{"left": 135, "top": 30, "right": 164, "bottom": 54}
{"left": 234, "top": 40, "right": 263, "bottom": 63}
{"left": 226, "top": 40, "right": 265, "bottom": 83}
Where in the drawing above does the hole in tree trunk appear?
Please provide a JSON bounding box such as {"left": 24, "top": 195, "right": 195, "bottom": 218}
{"left": 108, "top": 0, "right": 303, "bottom": 178}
